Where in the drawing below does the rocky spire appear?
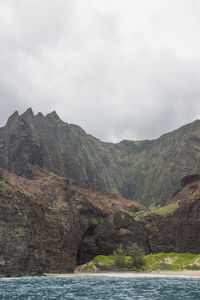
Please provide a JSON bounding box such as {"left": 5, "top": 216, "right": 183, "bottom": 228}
{"left": 21, "top": 108, "right": 35, "bottom": 123}
{"left": 35, "top": 112, "right": 45, "bottom": 119}
{"left": 5, "top": 111, "right": 20, "bottom": 132}
{"left": 46, "top": 111, "right": 61, "bottom": 121}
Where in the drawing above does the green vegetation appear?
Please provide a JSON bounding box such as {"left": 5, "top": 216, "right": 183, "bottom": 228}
{"left": 48, "top": 206, "right": 57, "bottom": 210}
{"left": 143, "top": 252, "right": 200, "bottom": 271}
{"left": 92, "top": 218, "right": 98, "bottom": 225}
{"left": 82, "top": 263, "right": 95, "bottom": 271}
{"left": 93, "top": 255, "right": 114, "bottom": 268}
{"left": 84, "top": 244, "right": 145, "bottom": 271}
{"left": 129, "top": 243, "right": 145, "bottom": 269}
{"left": 113, "top": 245, "right": 127, "bottom": 268}
{"left": 92, "top": 253, "right": 134, "bottom": 271}
{"left": 149, "top": 203, "right": 179, "bottom": 215}
{"left": 14, "top": 229, "right": 20, "bottom": 238}
{"left": 23, "top": 215, "right": 27, "bottom": 222}
{"left": 83, "top": 252, "right": 200, "bottom": 272}
{"left": 127, "top": 203, "right": 179, "bottom": 219}
{"left": 127, "top": 210, "right": 147, "bottom": 218}
{"left": 133, "top": 141, "right": 142, "bottom": 146}
{"left": 0, "top": 181, "right": 9, "bottom": 191}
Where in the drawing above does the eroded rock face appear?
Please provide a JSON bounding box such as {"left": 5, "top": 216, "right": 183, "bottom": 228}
{"left": 77, "top": 212, "right": 150, "bottom": 265}
{"left": 0, "top": 110, "right": 43, "bottom": 179}
{"left": 142, "top": 175, "right": 200, "bottom": 254}
{"left": 1, "top": 168, "right": 200, "bottom": 277}
{"left": 0, "top": 170, "right": 82, "bottom": 276}
{"left": 142, "top": 199, "right": 200, "bottom": 254}
{"left": 0, "top": 168, "right": 148, "bottom": 276}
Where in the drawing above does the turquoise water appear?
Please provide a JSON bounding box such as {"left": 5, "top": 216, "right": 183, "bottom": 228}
{"left": 0, "top": 275, "right": 200, "bottom": 299}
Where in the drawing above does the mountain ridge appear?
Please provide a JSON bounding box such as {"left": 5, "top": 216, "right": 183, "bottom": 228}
{"left": 1, "top": 108, "right": 200, "bottom": 206}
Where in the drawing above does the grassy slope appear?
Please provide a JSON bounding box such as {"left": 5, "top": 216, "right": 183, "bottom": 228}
{"left": 127, "top": 203, "right": 179, "bottom": 219}
{"left": 82, "top": 252, "right": 200, "bottom": 272}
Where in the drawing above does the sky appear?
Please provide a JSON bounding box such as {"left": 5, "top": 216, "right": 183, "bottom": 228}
{"left": 0, "top": 0, "right": 200, "bottom": 142}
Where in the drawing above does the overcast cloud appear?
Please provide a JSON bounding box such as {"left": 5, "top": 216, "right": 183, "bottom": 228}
{"left": 0, "top": 0, "right": 200, "bottom": 142}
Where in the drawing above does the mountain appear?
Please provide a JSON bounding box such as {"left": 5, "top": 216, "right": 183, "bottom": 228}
{"left": 1, "top": 108, "right": 200, "bottom": 206}
{"left": 0, "top": 168, "right": 200, "bottom": 276}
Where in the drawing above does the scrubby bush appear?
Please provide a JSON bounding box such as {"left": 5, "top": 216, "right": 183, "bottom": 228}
{"left": 82, "top": 263, "right": 95, "bottom": 271}
{"left": 158, "top": 263, "right": 173, "bottom": 271}
{"left": 113, "top": 244, "right": 126, "bottom": 268}
{"left": 129, "top": 243, "right": 145, "bottom": 270}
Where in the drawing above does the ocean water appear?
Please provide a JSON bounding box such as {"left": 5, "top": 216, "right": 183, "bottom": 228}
{"left": 0, "top": 274, "right": 200, "bottom": 300}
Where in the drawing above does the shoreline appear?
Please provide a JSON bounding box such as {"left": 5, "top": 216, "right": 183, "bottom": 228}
{"left": 43, "top": 270, "right": 200, "bottom": 278}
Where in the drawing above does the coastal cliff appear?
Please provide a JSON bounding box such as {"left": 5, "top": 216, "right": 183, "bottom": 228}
{"left": 0, "top": 169, "right": 200, "bottom": 276}
{"left": 0, "top": 168, "right": 147, "bottom": 276}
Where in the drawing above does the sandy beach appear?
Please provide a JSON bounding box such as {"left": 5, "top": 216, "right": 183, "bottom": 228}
{"left": 44, "top": 270, "right": 200, "bottom": 278}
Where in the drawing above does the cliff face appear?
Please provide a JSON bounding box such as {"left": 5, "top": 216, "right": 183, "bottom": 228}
{"left": 142, "top": 174, "right": 200, "bottom": 254}
{"left": 1, "top": 108, "right": 200, "bottom": 206}
{"left": 0, "top": 168, "right": 148, "bottom": 276}
{"left": 1, "top": 169, "right": 200, "bottom": 277}
{"left": 0, "top": 169, "right": 200, "bottom": 276}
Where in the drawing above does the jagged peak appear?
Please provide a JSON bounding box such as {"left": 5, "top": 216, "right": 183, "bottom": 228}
{"left": 9, "top": 110, "right": 19, "bottom": 119}
{"left": 21, "top": 108, "right": 34, "bottom": 120}
{"left": 46, "top": 111, "right": 61, "bottom": 121}
{"left": 35, "top": 112, "right": 45, "bottom": 119}
{"left": 5, "top": 110, "right": 20, "bottom": 129}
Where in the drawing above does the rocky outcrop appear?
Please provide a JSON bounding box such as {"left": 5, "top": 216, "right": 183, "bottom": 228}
{"left": 1, "top": 109, "right": 200, "bottom": 206}
{"left": 0, "top": 110, "right": 43, "bottom": 179}
{"left": 181, "top": 174, "right": 200, "bottom": 187}
{"left": 141, "top": 174, "right": 200, "bottom": 254}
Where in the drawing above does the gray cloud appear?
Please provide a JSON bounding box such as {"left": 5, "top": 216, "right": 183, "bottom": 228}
{"left": 0, "top": 0, "right": 200, "bottom": 142}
